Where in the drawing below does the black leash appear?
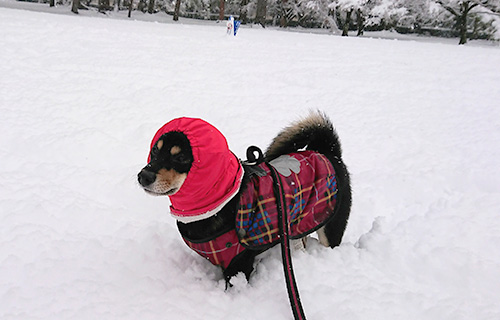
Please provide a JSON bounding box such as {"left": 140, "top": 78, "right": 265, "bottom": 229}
{"left": 246, "top": 146, "right": 307, "bottom": 320}
{"left": 267, "top": 163, "right": 307, "bottom": 320}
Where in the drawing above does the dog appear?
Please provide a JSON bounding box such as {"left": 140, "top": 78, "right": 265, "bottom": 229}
{"left": 138, "top": 112, "right": 351, "bottom": 283}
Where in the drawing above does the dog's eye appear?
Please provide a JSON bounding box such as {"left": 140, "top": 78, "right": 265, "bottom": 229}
{"left": 151, "top": 146, "right": 159, "bottom": 157}
{"left": 172, "top": 154, "right": 190, "bottom": 164}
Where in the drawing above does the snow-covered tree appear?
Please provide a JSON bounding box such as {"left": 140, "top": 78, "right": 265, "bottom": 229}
{"left": 334, "top": 0, "right": 368, "bottom": 35}
{"left": 435, "top": 0, "right": 498, "bottom": 44}
{"left": 68, "top": 0, "right": 495, "bottom": 41}
{"left": 395, "top": 0, "right": 436, "bottom": 29}
{"left": 290, "top": 0, "right": 337, "bottom": 29}
{"left": 364, "top": 0, "right": 407, "bottom": 30}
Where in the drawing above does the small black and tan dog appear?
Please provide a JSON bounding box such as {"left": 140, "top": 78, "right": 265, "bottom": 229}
{"left": 138, "top": 112, "right": 351, "bottom": 282}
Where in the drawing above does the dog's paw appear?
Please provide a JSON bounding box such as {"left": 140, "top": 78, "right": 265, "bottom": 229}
{"left": 291, "top": 237, "right": 308, "bottom": 252}
{"left": 223, "top": 273, "right": 248, "bottom": 292}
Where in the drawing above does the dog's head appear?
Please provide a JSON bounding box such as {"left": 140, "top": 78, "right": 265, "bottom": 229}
{"left": 137, "top": 117, "right": 243, "bottom": 223}
{"left": 137, "top": 131, "right": 194, "bottom": 196}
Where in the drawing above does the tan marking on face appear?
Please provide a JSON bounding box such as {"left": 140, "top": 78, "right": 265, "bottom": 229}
{"left": 170, "top": 146, "right": 181, "bottom": 155}
{"left": 148, "top": 168, "right": 187, "bottom": 195}
{"left": 157, "top": 139, "right": 164, "bottom": 150}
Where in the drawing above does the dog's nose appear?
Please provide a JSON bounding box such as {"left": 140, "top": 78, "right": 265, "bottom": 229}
{"left": 138, "top": 169, "right": 156, "bottom": 187}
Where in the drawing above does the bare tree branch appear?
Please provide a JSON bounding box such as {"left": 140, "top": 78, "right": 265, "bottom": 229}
{"left": 437, "top": 1, "right": 459, "bottom": 16}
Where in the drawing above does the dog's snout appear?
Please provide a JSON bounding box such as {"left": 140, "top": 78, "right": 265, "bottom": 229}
{"left": 138, "top": 169, "right": 156, "bottom": 187}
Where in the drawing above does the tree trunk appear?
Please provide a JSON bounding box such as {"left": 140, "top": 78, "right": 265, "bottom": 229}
{"left": 147, "top": 0, "right": 154, "bottom": 14}
{"left": 239, "top": 0, "right": 248, "bottom": 24}
{"left": 438, "top": 0, "right": 479, "bottom": 45}
{"left": 173, "top": 0, "right": 181, "bottom": 21}
{"left": 342, "top": 8, "right": 353, "bottom": 36}
{"left": 99, "top": 0, "right": 109, "bottom": 12}
{"left": 280, "top": 0, "right": 288, "bottom": 28}
{"left": 50, "top": 0, "right": 55, "bottom": 7}
{"left": 458, "top": 1, "right": 479, "bottom": 45}
{"left": 71, "top": 0, "right": 79, "bottom": 14}
{"left": 356, "top": 8, "right": 364, "bottom": 36}
{"left": 458, "top": 17, "right": 467, "bottom": 44}
{"left": 128, "top": 0, "right": 133, "bottom": 17}
{"left": 458, "top": 2, "right": 469, "bottom": 44}
{"left": 255, "top": 0, "right": 267, "bottom": 27}
{"left": 219, "top": 0, "right": 225, "bottom": 21}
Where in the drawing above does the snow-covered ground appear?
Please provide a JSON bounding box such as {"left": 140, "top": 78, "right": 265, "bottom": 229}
{"left": 1, "top": 5, "right": 500, "bottom": 320}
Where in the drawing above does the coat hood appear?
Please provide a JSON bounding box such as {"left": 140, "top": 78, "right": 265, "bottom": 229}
{"left": 148, "top": 117, "right": 243, "bottom": 223}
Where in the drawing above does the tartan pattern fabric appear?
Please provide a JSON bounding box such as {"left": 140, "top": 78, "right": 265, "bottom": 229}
{"left": 236, "top": 151, "right": 337, "bottom": 248}
{"left": 180, "top": 151, "right": 337, "bottom": 270}
{"left": 182, "top": 229, "right": 244, "bottom": 269}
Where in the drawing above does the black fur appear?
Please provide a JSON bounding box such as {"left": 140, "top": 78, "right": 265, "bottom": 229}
{"left": 265, "top": 112, "right": 352, "bottom": 248}
{"left": 138, "top": 131, "right": 194, "bottom": 192}
{"left": 139, "top": 113, "right": 352, "bottom": 282}
{"left": 149, "top": 131, "right": 193, "bottom": 173}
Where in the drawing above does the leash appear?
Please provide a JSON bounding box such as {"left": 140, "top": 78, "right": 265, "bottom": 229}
{"left": 246, "top": 146, "right": 307, "bottom": 320}
{"left": 267, "top": 163, "right": 307, "bottom": 320}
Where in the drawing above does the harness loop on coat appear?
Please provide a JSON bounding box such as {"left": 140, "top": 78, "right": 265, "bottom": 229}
{"left": 244, "top": 145, "right": 264, "bottom": 165}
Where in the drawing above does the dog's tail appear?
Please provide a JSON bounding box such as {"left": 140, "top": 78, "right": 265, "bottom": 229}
{"left": 266, "top": 111, "right": 352, "bottom": 249}
{"left": 265, "top": 111, "right": 343, "bottom": 162}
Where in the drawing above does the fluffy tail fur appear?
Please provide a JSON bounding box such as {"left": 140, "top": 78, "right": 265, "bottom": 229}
{"left": 265, "top": 111, "right": 351, "bottom": 248}
{"left": 265, "top": 111, "right": 343, "bottom": 162}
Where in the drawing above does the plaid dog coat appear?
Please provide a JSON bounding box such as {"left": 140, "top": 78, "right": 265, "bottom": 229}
{"left": 181, "top": 150, "right": 338, "bottom": 270}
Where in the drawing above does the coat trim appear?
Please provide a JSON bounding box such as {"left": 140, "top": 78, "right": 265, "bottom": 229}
{"left": 175, "top": 165, "right": 243, "bottom": 223}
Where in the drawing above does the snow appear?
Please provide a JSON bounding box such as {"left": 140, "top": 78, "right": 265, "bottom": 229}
{"left": 1, "top": 4, "right": 500, "bottom": 320}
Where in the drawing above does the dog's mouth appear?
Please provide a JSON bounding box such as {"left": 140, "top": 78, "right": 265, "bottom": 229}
{"left": 143, "top": 187, "right": 179, "bottom": 196}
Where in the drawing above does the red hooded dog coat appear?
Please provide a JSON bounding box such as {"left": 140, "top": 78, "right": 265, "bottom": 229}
{"left": 149, "top": 118, "right": 338, "bottom": 271}
{"left": 149, "top": 118, "right": 243, "bottom": 223}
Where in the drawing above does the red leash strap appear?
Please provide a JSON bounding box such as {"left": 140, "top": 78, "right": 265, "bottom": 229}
{"left": 267, "top": 163, "right": 307, "bottom": 320}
